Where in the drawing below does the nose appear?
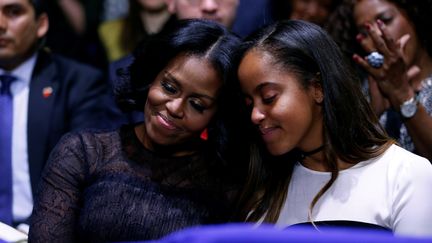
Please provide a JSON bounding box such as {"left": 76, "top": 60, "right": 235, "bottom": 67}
{"left": 0, "top": 14, "right": 7, "bottom": 32}
{"left": 250, "top": 106, "right": 265, "bottom": 125}
{"left": 166, "top": 97, "right": 184, "bottom": 119}
{"left": 201, "top": 0, "right": 218, "bottom": 13}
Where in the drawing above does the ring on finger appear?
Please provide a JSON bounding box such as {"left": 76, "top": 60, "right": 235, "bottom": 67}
{"left": 366, "top": 51, "right": 384, "bottom": 68}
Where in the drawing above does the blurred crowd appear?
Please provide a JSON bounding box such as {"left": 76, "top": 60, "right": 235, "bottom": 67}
{"left": 1, "top": 0, "right": 432, "bottom": 242}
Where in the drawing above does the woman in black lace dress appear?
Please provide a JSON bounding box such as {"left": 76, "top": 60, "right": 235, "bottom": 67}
{"left": 29, "top": 19, "right": 244, "bottom": 243}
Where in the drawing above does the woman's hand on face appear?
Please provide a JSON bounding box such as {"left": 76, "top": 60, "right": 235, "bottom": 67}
{"left": 353, "top": 19, "right": 420, "bottom": 109}
{"left": 368, "top": 76, "right": 390, "bottom": 117}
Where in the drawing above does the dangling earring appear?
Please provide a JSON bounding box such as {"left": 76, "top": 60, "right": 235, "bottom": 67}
{"left": 200, "top": 128, "right": 208, "bottom": 141}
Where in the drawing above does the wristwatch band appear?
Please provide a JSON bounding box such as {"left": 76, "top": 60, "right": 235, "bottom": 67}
{"left": 400, "top": 92, "right": 419, "bottom": 119}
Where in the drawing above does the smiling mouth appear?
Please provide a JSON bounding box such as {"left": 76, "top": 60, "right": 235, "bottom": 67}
{"left": 0, "top": 38, "right": 11, "bottom": 46}
{"left": 156, "top": 113, "right": 181, "bottom": 131}
{"left": 258, "top": 126, "right": 279, "bottom": 142}
{"left": 259, "top": 126, "right": 277, "bottom": 135}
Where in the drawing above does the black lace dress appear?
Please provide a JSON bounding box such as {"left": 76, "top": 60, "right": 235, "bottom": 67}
{"left": 29, "top": 125, "right": 234, "bottom": 243}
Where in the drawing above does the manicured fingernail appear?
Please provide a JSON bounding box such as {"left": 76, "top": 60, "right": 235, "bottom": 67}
{"left": 365, "top": 23, "right": 371, "bottom": 30}
{"left": 352, "top": 54, "right": 360, "bottom": 61}
{"left": 377, "top": 19, "right": 384, "bottom": 28}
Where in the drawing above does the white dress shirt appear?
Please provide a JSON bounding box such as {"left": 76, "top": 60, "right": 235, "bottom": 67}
{"left": 0, "top": 53, "right": 37, "bottom": 223}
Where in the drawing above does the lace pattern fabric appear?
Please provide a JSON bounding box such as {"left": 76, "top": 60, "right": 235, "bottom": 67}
{"left": 29, "top": 125, "right": 232, "bottom": 243}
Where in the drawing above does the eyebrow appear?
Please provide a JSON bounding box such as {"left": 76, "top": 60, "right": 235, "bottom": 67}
{"left": 164, "top": 72, "right": 217, "bottom": 102}
{"left": 3, "top": 3, "right": 25, "bottom": 11}
{"left": 254, "top": 82, "right": 277, "bottom": 93}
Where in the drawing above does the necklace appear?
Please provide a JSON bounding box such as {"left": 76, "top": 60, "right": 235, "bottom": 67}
{"left": 298, "top": 145, "right": 325, "bottom": 160}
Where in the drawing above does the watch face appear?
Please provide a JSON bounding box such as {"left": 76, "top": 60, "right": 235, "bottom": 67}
{"left": 401, "top": 102, "right": 417, "bottom": 118}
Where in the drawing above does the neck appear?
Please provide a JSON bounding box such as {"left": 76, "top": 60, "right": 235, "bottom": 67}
{"left": 134, "top": 123, "right": 201, "bottom": 157}
{"left": 140, "top": 9, "right": 171, "bottom": 34}
{"left": 299, "top": 146, "right": 355, "bottom": 172}
{"left": 299, "top": 146, "right": 327, "bottom": 172}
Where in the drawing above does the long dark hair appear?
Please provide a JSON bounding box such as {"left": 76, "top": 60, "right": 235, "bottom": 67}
{"left": 120, "top": 0, "right": 144, "bottom": 54}
{"left": 236, "top": 20, "right": 394, "bottom": 222}
{"left": 116, "top": 19, "right": 241, "bottom": 164}
{"left": 120, "top": 0, "right": 161, "bottom": 54}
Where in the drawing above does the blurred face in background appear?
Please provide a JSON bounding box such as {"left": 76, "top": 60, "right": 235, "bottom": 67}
{"left": 353, "top": 0, "right": 420, "bottom": 67}
{"left": 166, "top": 0, "right": 239, "bottom": 28}
{"left": 138, "top": 0, "right": 167, "bottom": 12}
{"left": 289, "top": 0, "right": 334, "bottom": 26}
{"left": 0, "top": 0, "right": 48, "bottom": 70}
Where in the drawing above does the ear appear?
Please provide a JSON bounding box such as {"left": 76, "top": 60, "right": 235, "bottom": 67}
{"left": 165, "top": 0, "right": 176, "bottom": 14}
{"left": 36, "top": 13, "right": 49, "bottom": 38}
{"left": 312, "top": 81, "right": 324, "bottom": 104}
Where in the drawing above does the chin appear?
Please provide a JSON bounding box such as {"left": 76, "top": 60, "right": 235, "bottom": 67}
{"left": 266, "top": 144, "right": 290, "bottom": 156}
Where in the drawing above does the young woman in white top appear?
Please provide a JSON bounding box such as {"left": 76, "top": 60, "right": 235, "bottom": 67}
{"left": 235, "top": 20, "right": 432, "bottom": 237}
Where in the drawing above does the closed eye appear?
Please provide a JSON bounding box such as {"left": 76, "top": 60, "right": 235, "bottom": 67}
{"left": 161, "top": 80, "right": 177, "bottom": 94}
{"left": 262, "top": 95, "right": 276, "bottom": 104}
{"left": 378, "top": 16, "right": 393, "bottom": 25}
{"left": 189, "top": 99, "right": 206, "bottom": 113}
{"left": 4, "top": 5, "right": 24, "bottom": 18}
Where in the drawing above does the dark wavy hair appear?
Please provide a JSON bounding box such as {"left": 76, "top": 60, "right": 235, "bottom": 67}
{"left": 326, "top": 0, "right": 432, "bottom": 59}
{"left": 235, "top": 20, "right": 394, "bottom": 223}
{"left": 115, "top": 19, "right": 241, "bottom": 163}
{"left": 29, "top": 0, "right": 47, "bottom": 17}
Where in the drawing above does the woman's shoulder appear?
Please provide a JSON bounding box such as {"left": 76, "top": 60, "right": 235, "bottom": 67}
{"left": 60, "top": 127, "right": 121, "bottom": 144}
{"left": 375, "top": 144, "right": 432, "bottom": 184}
{"left": 380, "top": 144, "right": 430, "bottom": 166}
{"left": 46, "top": 128, "right": 125, "bottom": 176}
{"left": 53, "top": 128, "right": 123, "bottom": 158}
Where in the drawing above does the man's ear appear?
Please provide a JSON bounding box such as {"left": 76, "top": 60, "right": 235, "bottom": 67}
{"left": 36, "top": 13, "right": 49, "bottom": 38}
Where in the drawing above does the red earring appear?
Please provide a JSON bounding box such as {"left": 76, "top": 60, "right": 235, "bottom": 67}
{"left": 200, "top": 128, "right": 208, "bottom": 141}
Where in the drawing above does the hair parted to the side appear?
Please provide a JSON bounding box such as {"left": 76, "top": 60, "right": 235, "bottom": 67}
{"left": 235, "top": 20, "right": 394, "bottom": 223}
{"left": 115, "top": 18, "right": 241, "bottom": 164}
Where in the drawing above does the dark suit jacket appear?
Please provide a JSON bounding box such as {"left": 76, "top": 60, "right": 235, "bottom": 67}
{"left": 27, "top": 49, "right": 108, "bottom": 196}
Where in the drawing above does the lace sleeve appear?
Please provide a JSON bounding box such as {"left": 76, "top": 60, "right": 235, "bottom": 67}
{"left": 29, "top": 132, "right": 89, "bottom": 243}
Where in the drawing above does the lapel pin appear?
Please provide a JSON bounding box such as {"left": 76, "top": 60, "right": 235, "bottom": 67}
{"left": 42, "top": 86, "right": 53, "bottom": 98}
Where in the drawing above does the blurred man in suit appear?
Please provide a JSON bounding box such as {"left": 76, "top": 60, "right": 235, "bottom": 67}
{"left": 0, "top": 0, "right": 108, "bottom": 230}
